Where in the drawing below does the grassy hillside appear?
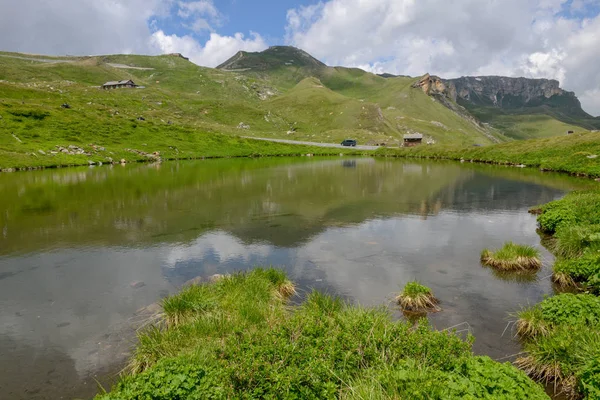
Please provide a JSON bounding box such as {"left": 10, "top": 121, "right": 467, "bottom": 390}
{"left": 463, "top": 104, "right": 589, "bottom": 140}
{"left": 377, "top": 130, "right": 600, "bottom": 177}
{"left": 0, "top": 49, "right": 505, "bottom": 170}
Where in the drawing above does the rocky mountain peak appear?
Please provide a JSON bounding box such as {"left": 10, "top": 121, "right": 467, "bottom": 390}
{"left": 217, "top": 46, "right": 326, "bottom": 71}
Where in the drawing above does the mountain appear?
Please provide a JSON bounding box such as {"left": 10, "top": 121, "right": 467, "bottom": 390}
{"left": 218, "top": 46, "right": 326, "bottom": 72}
{"left": 216, "top": 47, "right": 504, "bottom": 144}
{"left": 218, "top": 47, "right": 596, "bottom": 140}
{"left": 442, "top": 76, "right": 600, "bottom": 139}
{"left": 0, "top": 46, "right": 594, "bottom": 168}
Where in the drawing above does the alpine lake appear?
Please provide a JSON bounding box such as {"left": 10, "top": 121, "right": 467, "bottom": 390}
{"left": 0, "top": 157, "right": 592, "bottom": 400}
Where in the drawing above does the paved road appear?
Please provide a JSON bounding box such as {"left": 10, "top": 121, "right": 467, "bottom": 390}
{"left": 245, "top": 137, "right": 379, "bottom": 151}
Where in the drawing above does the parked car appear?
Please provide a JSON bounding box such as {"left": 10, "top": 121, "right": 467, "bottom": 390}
{"left": 341, "top": 139, "right": 357, "bottom": 147}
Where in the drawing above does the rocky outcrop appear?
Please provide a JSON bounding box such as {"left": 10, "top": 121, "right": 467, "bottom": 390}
{"left": 444, "top": 76, "right": 585, "bottom": 112}
{"left": 411, "top": 74, "right": 500, "bottom": 143}
{"left": 412, "top": 74, "right": 456, "bottom": 99}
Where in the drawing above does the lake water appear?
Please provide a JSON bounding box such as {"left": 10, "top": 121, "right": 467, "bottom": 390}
{"left": 0, "top": 157, "right": 589, "bottom": 399}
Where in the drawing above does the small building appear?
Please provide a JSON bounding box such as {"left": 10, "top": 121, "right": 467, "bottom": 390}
{"left": 102, "top": 80, "right": 137, "bottom": 90}
{"left": 403, "top": 133, "right": 423, "bottom": 147}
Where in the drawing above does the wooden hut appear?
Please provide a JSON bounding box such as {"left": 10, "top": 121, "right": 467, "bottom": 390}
{"left": 102, "top": 80, "right": 137, "bottom": 90}
{"left": 403, "top": 133, "right": 423, "bottom": 147}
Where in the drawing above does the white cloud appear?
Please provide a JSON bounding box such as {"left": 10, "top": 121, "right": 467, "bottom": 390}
{"left": 177, "top": 0, "right": 220, "bottom": 32}
{"left": 0, "top": 0, "right": 267, "bottom": 69}
{"left": 285, "top": 0, "right": 600, "bottom": 115}
{"left": 177, "top": 1, "right": 219, "bottom": 19}
{"left": 0, "top": 0, "right": 169, "bottom": 56}
{"left": 150, "top": 31, "right": 267, "bottom": 67}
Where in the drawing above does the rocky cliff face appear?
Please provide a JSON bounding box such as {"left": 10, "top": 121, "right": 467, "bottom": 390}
{"left": 443, "top": 76, "right": 582, "bottom": 111}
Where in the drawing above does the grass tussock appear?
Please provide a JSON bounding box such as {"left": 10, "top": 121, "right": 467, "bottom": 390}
{"left": 516, "top": 307, "right": 551, "bottom": 339}
{"left": 481, "top": 242, "right": 541, "bottom": 271}
{"left": 98, "top": 269, "right": 549, "bottom": 399}
{"left": 396, "top": 281, "right": 440, "bottom": 313}
{"left": 515, "top": 294, "right": 600, "bottom": 395}
{"left": 516, "top": 325, "right": 600, "bottom": 396}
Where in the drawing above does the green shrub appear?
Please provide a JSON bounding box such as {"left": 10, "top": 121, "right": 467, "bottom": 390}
{"left": 537, "top": 191, "right": 600, "bottom": 234}
{"left": 539, "top": 293, "right": 600, "bottom": 327}
{"left": 537, "top": 204, "right": 576, "bottom": 233}
{"left": 554, "top": 252, "right": 600, "bottom": 290}
{"left": 346, "top": 357, "right": 548, "bottom": 400}
{"left": 97, "top": 356, "right": 231, "bottom": 400}
{"left": 578, "top": 359, "right": 600, "bottom": 399}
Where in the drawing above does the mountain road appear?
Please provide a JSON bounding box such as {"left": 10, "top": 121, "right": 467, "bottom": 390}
{"left": 244, "top": 137, "right": 380, "bottom": 151}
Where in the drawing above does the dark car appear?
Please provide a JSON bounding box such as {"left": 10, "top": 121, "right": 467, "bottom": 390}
{"left": 341, "top": 139, "right": 357, "bottom": 147}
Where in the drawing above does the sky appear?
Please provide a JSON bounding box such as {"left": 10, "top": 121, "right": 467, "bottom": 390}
{"left": 1, "top": 0, "right": 600, "bottom": 115}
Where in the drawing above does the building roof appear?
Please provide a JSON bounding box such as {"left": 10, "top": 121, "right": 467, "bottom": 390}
{"left": 403, "top": 133, "right": 423, "bottom": 140}
{"left": 102, "top": 80, "right": 135, "bottom": 86}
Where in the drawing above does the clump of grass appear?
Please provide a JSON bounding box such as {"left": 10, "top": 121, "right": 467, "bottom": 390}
{"left": 516, "top": 325, "right": 600, "bottom": 396}
{"left": 516, "top": 306, "right": 551, "bottom": 339}
{"left": 481, "top": 242, "right": 541, "bottom": 271}
{"left": 553, "top": 225, "right": 600, "bottom": 259}
{"left": 161, "top": 284, "right": 217, "bottom": 328}
{"left": 396, "top": 281, "right": 440, "bottom": 313}
{"left": 257, "top": 267, "right": 297, "bottom": 299}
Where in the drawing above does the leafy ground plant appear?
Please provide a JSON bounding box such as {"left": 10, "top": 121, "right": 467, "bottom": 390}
{"left": 396, "top": 281, "right": 440, "bottom": 313}
{"left": 481, "top": 242, "right": 542, "bottom": 271}
{"left": 553, "top": 252, "right": 600, "bottom": 291}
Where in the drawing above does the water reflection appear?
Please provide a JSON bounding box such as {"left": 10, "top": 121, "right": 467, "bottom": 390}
{"left": 0, "top": 158, "right": 587, "bottom": 399}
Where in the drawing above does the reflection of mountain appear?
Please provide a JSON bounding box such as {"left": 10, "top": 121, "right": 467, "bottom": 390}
{"left": 0, "top": 158, "right": 581, "bottom": 254}
{"left": 0, "top": 159, "right": 464, "bottom": 253}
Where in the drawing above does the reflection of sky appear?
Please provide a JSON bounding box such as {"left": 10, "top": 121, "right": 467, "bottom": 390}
{"left": 160, "top": 210, "right": 554, "bottom": 360}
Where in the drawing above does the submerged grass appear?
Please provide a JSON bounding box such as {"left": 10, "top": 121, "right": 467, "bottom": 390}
{"left": 396, "top": 281, "right": 440, "bottom": 313}
{"left": 98, "top": 269, "right": 549, "bottom": 399}
{"left": 481, "top": 242, "right": 542, "bottom": 271}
